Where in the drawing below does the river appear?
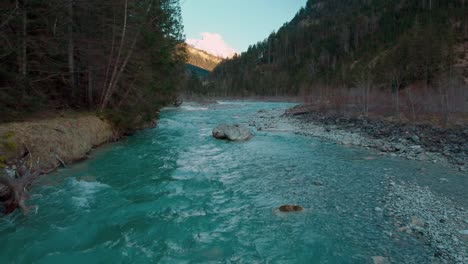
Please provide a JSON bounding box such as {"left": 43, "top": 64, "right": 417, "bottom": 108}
{"left": 1, "top": 101, "right": 465, "bottom": 263}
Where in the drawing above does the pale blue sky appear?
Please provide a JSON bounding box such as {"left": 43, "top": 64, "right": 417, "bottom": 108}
{"left": 182, "top": 0, "right": 307, "bottom": 53}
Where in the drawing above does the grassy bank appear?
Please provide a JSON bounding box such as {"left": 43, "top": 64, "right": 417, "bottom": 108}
{"left": 0, "top": 115, "right": 119, "bottom": 172}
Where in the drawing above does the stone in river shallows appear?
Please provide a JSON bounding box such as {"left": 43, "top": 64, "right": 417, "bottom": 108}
{"left": 212, "top": 124, "right": 253, "bottom": 141}
{"left": 278, "top": 205, "right": 303, "bottom": 212}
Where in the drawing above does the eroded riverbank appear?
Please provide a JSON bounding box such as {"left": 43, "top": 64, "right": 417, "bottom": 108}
{"left": 0, "top": 115, "right": 119, "bottom": 172}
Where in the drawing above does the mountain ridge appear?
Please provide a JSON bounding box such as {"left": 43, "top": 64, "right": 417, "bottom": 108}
{"left": 185, "top": 44, "right": 223, "bottom": 71}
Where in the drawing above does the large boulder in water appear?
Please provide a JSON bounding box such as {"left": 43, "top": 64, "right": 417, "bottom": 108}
{"left": 212, "top": 124, "right": 253, "bottom": 141}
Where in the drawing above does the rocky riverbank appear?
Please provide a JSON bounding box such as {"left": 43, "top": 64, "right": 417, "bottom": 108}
{"left": 261, "top": 105, "right": 468, "bottom": 172}
{"left": 293, "top": 114, "right": 467, "bottom": 173}
{"left": 383, "top": 178, "right": 468, "bottom": 263}
{"left": 248, "top": 104, "right": 468, "bottom": 263}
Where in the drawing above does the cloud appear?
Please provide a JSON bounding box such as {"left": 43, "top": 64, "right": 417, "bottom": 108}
{"left": 186, "top": 32, "right": 237, "bottom": 58}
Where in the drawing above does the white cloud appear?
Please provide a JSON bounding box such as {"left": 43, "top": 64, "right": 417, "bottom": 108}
{"left": 187, "top": 32, "right": 237, "bottom": 58}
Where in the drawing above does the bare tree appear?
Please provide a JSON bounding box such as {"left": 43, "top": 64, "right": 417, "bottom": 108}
{"left": 21, "top": 0, "right": 27, "bottom": 79}
{"left": 389, "top": 68, "right": 404, "bottom": 122}
{"left": 68, "top": 0, "right": 75, "bottom": 99}
{"left": 354, "top": 69, "right": 373, "bottom": 117}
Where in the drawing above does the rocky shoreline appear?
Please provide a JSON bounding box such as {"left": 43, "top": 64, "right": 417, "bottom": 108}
{"left": 286, "top": 107, "right": 468, "bottom": 173}
{"left": 383, "top": 178, "right": 468, "bottom": 263}
{"left": 248, "top": 104, "right": 468, "bottom": 264}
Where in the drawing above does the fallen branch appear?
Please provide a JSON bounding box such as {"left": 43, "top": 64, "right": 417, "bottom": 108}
{"left": 0, "top": 163, "right": 40, "bottom": 215}
{"left": 54, "top": 153, "right": 67, "bottom": 168}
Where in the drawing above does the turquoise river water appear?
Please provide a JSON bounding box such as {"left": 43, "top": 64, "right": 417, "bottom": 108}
{"left": 0, "top": 102, "right": 466, "bottom": 263}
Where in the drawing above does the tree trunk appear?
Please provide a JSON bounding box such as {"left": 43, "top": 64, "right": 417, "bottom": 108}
{"left": 408, "top": 87, "right": 416, "bottom": 122}
{"left": 68, "top": 0, "right": 75, "bottom": 100}
{"left": 396, "top": 86, "right": 400, "bottom": 122}
{"left": 100, "top": 0, "right": 152, "bottom": 112}
{"left": 88, "top": 68, "right": 93, "bottom": 108}
{"left": 366, "top": 86, "right": 369, "bottom": 116}
{"left": 21, "top": 0, "right": 27, "bottom": 79}
{"left": 101, "top": 31, "right": 138, "bottom": 111}
{"left": 20, "top": 0, "right": 27, "bottom": 98}
{"left": 102, "top": 9, "right": 117, "bottom": 104}
{"left": 101, "top": 0, "right": 129, "bottom": 111}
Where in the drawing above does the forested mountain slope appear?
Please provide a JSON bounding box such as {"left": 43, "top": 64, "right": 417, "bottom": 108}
{"left": 209, "top": 0, "right": 468, "bottom": 124}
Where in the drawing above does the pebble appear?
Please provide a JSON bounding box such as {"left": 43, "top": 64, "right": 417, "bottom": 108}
{"left": 384, "top": 181, "right": 468, "bottom": 263}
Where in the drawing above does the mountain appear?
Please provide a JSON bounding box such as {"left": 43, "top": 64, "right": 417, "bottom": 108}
{"left": 205, "top": 0, "right": 467, "bottom": 124}
{"left": 186, "top": 45, "right": 223, "bottom": 71}
{"left": 187, "top": 32, "right": 237, "bottom": 59}
{"left": 186, "top": 64, "right": 210, "bottom": 78}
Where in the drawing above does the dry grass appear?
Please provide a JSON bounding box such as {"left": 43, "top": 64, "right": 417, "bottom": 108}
{"left": 0, "top": 115, "right": 116, "bottom": 171}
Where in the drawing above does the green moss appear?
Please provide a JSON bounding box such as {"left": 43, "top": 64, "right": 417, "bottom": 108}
{"left": 3, "top": 131, "right": 15, "bottom": 139}
{"left": 0, "top": 131, "right": 17, "bottom": 153}
{"left": 2, "top": 140, "right": 17, "bottom": 151}
{"left": 0, "top": 155, "right": 6, "bottom": 169}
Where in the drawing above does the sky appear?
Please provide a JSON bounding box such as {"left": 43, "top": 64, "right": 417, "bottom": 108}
{"left": 182, "top": 0, "right": 307, "bottom": 58}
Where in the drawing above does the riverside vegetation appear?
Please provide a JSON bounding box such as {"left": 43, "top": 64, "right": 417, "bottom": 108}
{"left": 204, "top": 0, "right": 468, "bottom": 128}
{"left": 0, "top": 0, "right": 186, "bottom": 214}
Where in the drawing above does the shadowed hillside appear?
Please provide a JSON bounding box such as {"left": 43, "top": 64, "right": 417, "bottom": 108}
{"left": 205, "top": 0, "right": 468, "bottom": 126}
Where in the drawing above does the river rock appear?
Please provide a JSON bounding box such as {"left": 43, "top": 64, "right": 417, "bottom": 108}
{"left": 459, "top": 230, "right": 468, "bottom": 239}
{"left": 278, "top": 205, "right": 303, "bottom": 212}
{"left": 173, "top": 98, "right": 183, "bottom": 107}
{"left": 411, "top": 216, "right": 425, "bottom": 228}
{"left": 394, "top": 143, "right": 405, "bottom": 151}
{"left": 212, "top": 124, "right": 253, "bottom": 141}
{"left": 312, "top": 180, "right": 324, "bottom": 186}
{"left": 371, "top": 256, "right": 390, "bottom": 264}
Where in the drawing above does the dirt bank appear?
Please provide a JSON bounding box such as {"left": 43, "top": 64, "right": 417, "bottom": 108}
{"left": 0, "top": 115, "right": 120, "bottom": 172}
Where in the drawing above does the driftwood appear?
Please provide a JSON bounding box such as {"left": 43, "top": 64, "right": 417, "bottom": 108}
{"left": 0, "top": 163, "right": 40, "bottom": 215}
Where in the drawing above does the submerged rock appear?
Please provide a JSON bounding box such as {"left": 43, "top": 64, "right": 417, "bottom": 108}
{"left": 312, "top": 180, "right": 324, "bottom": 186}
{"left": 371, "top": 256, "right": 390, "bottom": 264}
{"left": 212, "top": 124, "right": 253, "bottom": 141}
{"left": 410, "top": 216, "right": 425, "bottom": 228}
{"left": 278, "top": 205, "right": 303, "bottom": 212}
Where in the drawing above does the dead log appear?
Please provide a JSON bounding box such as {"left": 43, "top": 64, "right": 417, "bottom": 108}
{"left": 0, "top": 163, "right": 40, "bottom": 215}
